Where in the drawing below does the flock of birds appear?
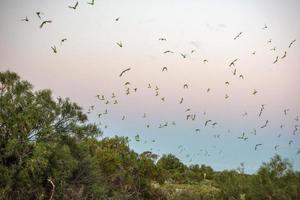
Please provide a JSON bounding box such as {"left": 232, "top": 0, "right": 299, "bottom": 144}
{"left": 20, "top": 1, "right": 300, "bottom": 163}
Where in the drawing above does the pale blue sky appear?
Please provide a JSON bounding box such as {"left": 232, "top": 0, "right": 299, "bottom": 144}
{"left": 0, "top": 0, "right": 300, "bottom": 173}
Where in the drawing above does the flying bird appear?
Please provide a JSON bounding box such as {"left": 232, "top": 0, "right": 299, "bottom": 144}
{"left": 260, "top": 120, "right": 269, "bottom": 128}
{"left": 36, "top": 12, "right": 43, "bottom": 19}
{"left": 255, "top": 144, "right": 262, "bottom": 151}
{"left": 288, "top": 39, "right": 296, "bottom": 48}
{"left": 225, "top": 81, "right": 230, "bottom": 85}
{"left": 158, "top": 38, "right": 167, "bottom": 41}
{"left": 51, "top": 46, "right": 57, "bottom": 53}
{"left": 239, "top": 74, "right": 244, "bottom": 79}
{"left": 181, "top": 53, "right": 187, "bottom": 59}
{"left": 259, "top": 104, "right": 265, "bottom": 117}
{"left": 162, "top": 67, "right": 168, "bottom": 72}
{"left": 164, "top": 50, "right": 174, "bottom": 54}
{"left": 191, "top": 50, "right": 196, "bottom": 54}
{"left": 229, "top": 59, "right": 238, "bottom": 67}
{"left": 183, "top": 84, "right": 188, "bottom": 89}
{"left": 273, "top": 56, "right": 278, "bottom": 64}
{"left": 234, "top": 32, "right": 242, "bottom": 40}
{"left": 253, "top": 89, "right": 258, "bottom": 95}
{"left": 40, "top": 20, "right": 52, "bottom": 28}
{"left": 87, "top": 0, "right": 95, "bottom": 5}
{"left": 21, "top": 16, "right": 29, "bottom": 22}
{"left": 60, "top": 38, "right": 67, "bottom": 45}
{"left": 119, "top": 68, "right": 130, "bottom": 77}
{"left": 179, "top": 98, "right": 183, "bottom": 104}
{"left": 116, "top": 41, "right": 123, "bottom": 47}
{"left": 284, "top": 109, "right": 289, "bottom": 116}
{"left": 115, "top": 17, "right": 120, "bottom": 21}
{"left": 203, "top": 59, "right": 208, "bottom": 63}
{"left": 69, "top": 1, "right": 79, "bottom": 9}
{"left": 232, "top": 68, "right": 237, "bottom": 75}
{"left": 274, "top": 145, "right": 279, "bottom": 151}
{"left": 205, "top": 120, "right": 212, "bottom": 126}
{"left": 270, "top": 47, "right": 276, "bottom": 51}
{"left": 225, "top": 94, "right": 229, "bottom": 99}
{"left": 207, "top": 88, "right": 210, "bottom": 92}
{"left": 281, "top": 51, "right": 287, "bottom": 59}
{"left": 262, "top": 24, "right": 267, "bottom": 29}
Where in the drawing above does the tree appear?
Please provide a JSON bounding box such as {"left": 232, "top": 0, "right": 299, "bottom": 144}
{"left": 0, "top": 71, "right": 101, "bottom": 199}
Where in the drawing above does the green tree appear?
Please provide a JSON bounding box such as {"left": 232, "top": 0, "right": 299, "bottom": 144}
{"left": 0, "top": 71, "right": 101, "bottom": 199}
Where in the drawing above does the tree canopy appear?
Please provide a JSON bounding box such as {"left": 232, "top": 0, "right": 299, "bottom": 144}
{"left": 0, "top": 71, "right": 299, "bottom": 200}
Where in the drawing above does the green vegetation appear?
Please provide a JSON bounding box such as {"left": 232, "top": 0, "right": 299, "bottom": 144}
{"left": 1, "top": 71, "right": 299, "bottom": 199}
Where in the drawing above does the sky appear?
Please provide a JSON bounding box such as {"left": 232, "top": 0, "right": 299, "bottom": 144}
{"left": 0, "top": 0, "right": 300, "bottom": 173}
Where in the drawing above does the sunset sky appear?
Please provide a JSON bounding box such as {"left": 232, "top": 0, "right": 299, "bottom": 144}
{"left": 0, "top": 0, "right": 300, "bottom": 173}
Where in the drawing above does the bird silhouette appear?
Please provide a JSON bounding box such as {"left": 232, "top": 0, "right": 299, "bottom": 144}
{"left": 207, "top": 88, "right": 210, "bottom": 92}
{"left": 239, "top": 74, "right": 244, "bottom": 79}
{"left": 205, "top": 120, "right": 212, "bottom": 126}
{"left": 51, "top": 46, "right": 57, "bottom": 53}
{"left": 69, "top": 1, "right": 79, "bottom": 9}
{"left": 115, "top": 17, "right": 120, "bottom": 21}
{"left": 262, "top": 24, "right": 267, "bottom": 29}
{"left": 260, "top": 120, "right": 269, "bottom": 128}
{"left": 253, "top": 89, "right": 258, "bottom": 95}
{"left": 181, "top": 53, "right": 187, "bottom": 59}
{"left": 36, "top": 12, "right": 43, "bottom": 19}
{"left": 164, "top": 50, "right": 174, "bottom": 54}
{"left": 212, "top": 122, "right": 218, "bottom": 127}
{"left": 289, "top": 39, "right": 296, "bottom": 48}
{"left": 232, "top": 68, "right": 237, "bottom": 75}
{"left": 162, "top": 67, "right": 168, "bottom": 72}
{"left": 229, "top": 59, "right": 238, "bottom": 67}
{"left": 179, "top": 98, "right": 183, "bottom": 104}
{"left": 191, "top": 50, "right": 196, "bottom": 54}
{"left": 281, "top": 51, "right": 287, "bottom": 59}
{"left": 255, "top": 144, "right": 262, "bottom": 151}
{"left": 119, "top": 68, "right": 130, "bottom": 77}
{"left": 273, "top": 56, "right": 278, "bottom": 64}
{"left": 237, "top": 132, "right": 246, "bottom": 140}
{"left": 268, "top": 39, "right": 272, "bottom": 43}
{"left": 270, "top": 47, "right": 276, "bottom": 51}
{"left": 234, "top": 32, "right": 242, "bottom": 40}
{"left": 158, "top": 38, "right": 167, "bottom": 41}
{"left": 40, "top": 20, "right": 52, "bottom": 28}
{"left": 87, "top": 0, "right": 94, "bottom": 5}
{"left": 21, "top": 17, "right": 29, "bottom": 22}
{"left": 252, "top": 51, "right": 256, "bottom": 55}
{"left": 225, "top": 81, "right": 230, "bottom": 85}
{"left": 60, "top": 38, "right": 67, "bottom": 45}
{"left": 183, "top": 84, "right": 188, "bottom": 89}
{"left": 259, "top": 105, "right": 265, "bottom": 117}
{"left": 274, "top": 145, "right": 279, "bottom": 151}
{"left": 116, "top": 41, "right": 123, "bottom": 47}
{"left": 284, "top": 109, "right": 289, "bottom": 116}
{"left": 242, "top": 112, "right": 248, "bottom": 116}
{"left": 225, "top": 94, "right": 229, "bottom": 99}
{"left": 203, "top": 59, "right": 208, "bottom": 63}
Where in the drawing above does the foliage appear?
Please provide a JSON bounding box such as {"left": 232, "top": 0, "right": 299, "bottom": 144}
{"left": 1, "top": 71, "right": 299, "bottom": 200}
